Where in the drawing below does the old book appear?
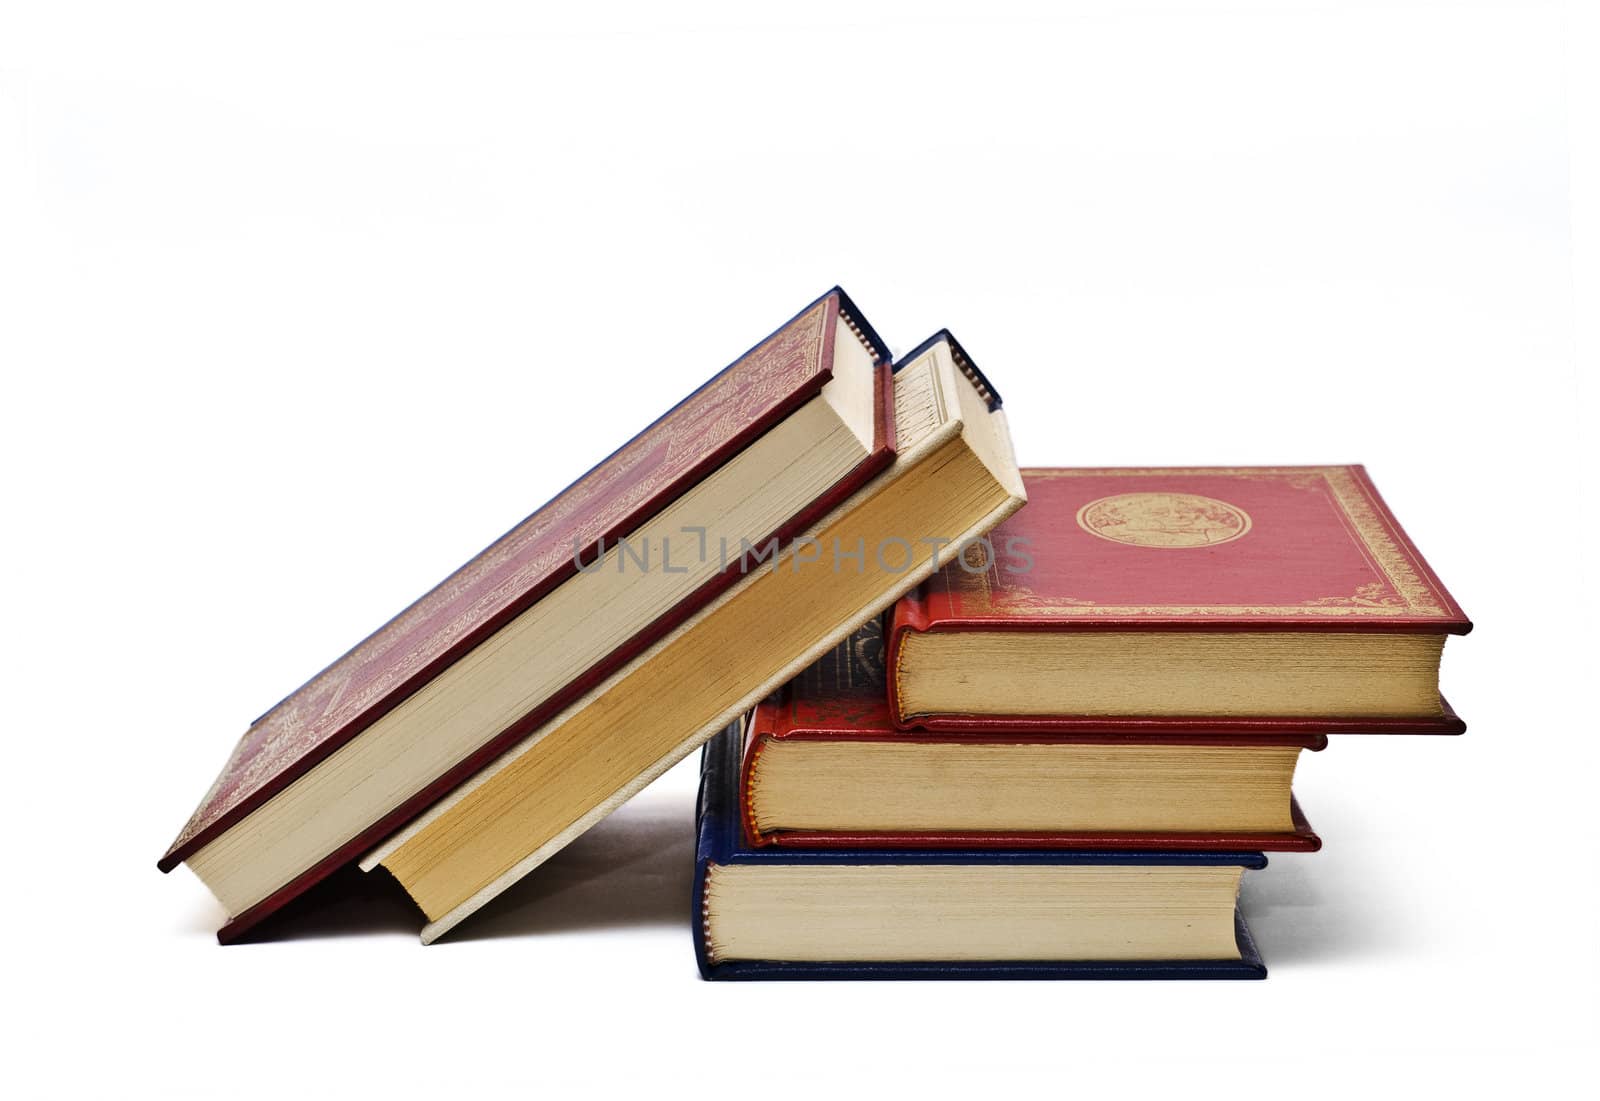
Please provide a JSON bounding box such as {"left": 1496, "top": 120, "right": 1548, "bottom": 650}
{"left": 364, "top": 330, "right": 1026, "bottom": 942}
{"left": 162, "top": 288, "right": 895, "bottom": 942}
{"left": 743, "top": 622, "right": 1322, "bottom": 851}
{"left": 889, "top": 466, "right": 1472, "bottom": 733}
{"left": 695, "top": 723, "right": 1268, "bottom": 979}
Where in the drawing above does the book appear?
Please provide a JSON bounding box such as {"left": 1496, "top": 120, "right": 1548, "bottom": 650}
{"left": 888, "top": 466, "right": 1472, "bottom": 733}
{"left": 162, "top": 288, "right": 897, "bottom": 942}
{"left": 362, "top": 330, "right": 1027, "bottom": 942}
{"left": 743, "top": 621, "right": 1323, "bottom": 851}
{"left": 695, "top": 722, "right": 1268, "bottom": 980}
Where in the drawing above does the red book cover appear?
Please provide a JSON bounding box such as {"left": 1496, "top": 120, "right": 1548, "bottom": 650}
{"left": 743, "top": 621, "right": 1323, "bottom": 852}
{"left": 161, "top": 288, "right": 896, "bottom": 941}
{"left": 888, "top": 465, "right": 1471, "bottom": 735}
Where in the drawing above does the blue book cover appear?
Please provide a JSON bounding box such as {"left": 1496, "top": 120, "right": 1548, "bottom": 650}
{"left": 694, "top": 723, "right": 1268, "bottom": 980}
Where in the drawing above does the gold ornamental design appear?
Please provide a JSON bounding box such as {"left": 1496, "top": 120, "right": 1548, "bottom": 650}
{"left": 1076, "top": 492, "right": 1252, "bottom": 548}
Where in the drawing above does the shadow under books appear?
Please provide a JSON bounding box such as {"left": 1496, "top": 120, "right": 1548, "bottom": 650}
{"left": 1241, "top": 853, "right": 1422, "bottom": 967}
{"left": 448, "top": 794, "right": 695, "bottom": 941}
{"left": 214, "top": 792, "right": 696, "bottom": 943}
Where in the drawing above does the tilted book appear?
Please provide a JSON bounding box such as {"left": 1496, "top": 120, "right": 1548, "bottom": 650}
{"left": 162, "top": 288, "right": 896, "bottom": 942}
{"left": 743, "top": 621, "right": 1322, "bottom": 851}
{"left": 889, "top": 466, "right": 1472, "bottom": 734}
{"left": 362, "top": 330, "right": 1026, "bottom": 942}
{"left": 696, "top": 723, "right": 1268, "bottom": 980}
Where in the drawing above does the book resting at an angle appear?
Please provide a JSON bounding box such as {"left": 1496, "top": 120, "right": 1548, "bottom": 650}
{"left": 743, "top": 620, "right": 1322, "bottom": 851}
{"left": 161, "top": 288, "right": 902, "bottom": 942}
{"left": 363, "top": 329, "right": 1025, "bottom": 942}
{"left": 888, "top": 466, "right": 1472, "bottom": 734}
{"left": 696, "top": 722, "right": 1268, "bottom": 980}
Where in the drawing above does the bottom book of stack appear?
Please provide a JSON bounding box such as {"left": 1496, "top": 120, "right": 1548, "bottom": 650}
{"left": 694, "top": 724, "right": 1269, "bottom": 980}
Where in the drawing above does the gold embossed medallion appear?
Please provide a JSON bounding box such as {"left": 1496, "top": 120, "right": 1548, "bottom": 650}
{"left": 1076, "top": 492, "right": 1252, "bottom": 548}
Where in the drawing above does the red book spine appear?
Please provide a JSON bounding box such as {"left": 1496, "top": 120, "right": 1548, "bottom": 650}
{"left": 885, "top": 583, "right": 930, "bottom": 731}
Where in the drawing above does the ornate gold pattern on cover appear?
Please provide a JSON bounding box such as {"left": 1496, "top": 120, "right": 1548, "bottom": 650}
{"left": 1076, "top": 493, "right": 1252, "bottom": 548}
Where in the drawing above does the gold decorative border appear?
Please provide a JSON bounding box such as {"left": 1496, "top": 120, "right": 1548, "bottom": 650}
{"left": 962, "top": 467, "right": 1455, "bottom": 618}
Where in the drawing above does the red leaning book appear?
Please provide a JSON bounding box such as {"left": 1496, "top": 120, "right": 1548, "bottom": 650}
{"left": 161, "top": 287, "right": 895, "bottom": 942}
{"left": 887, "top": 466, "right": 1471, "bottom": 735}
{"left": 742, "top": 621, "right": 1323, "bottom": 852}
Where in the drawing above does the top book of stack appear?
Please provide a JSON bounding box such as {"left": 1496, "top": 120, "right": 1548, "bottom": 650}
{"left": 888, "top": 466, "right": 1471, "bottom": 735}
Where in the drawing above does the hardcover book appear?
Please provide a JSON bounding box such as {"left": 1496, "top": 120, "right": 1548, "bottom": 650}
{"left": 696, "top": 723, "right": 1268, "bottom": 980}
{"left": 889, "top": 466, "right": 1472, "bottom": 734}
{"left": 743, "top": 621, "right": 1322, "bottom": 851}
{"left": 163, "top": 288, "right": 896, "bottom": 942}
{"left": 363, "top": 330, "right": 1026, "bottom": 942}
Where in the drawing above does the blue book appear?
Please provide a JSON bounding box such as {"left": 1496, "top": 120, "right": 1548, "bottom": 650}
{"left": 694, "top": 723, "right": 1268, "bottom": 980}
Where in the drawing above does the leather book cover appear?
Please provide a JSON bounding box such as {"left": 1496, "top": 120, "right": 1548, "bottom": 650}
{"left": 888, "top": 465, "right": 1471, "bottom": 734}
{"left": 742, "top": 623, "right": 1323, "bottom": 852}
{"left": 695, "top": 724, "right": 1268, "bottom": 980}
{"left": 161, "top": 288, "right": 896, "bottom": 941}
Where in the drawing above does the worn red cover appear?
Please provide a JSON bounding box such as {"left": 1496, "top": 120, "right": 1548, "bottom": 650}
{"left": 888, "top": 465, "right": 1471, "bottom": 734}
{"left": 742, "top": 621, "right": 1323, "bottom": 852}
{"left": 161, "top": 288, "right": 896, "bottom": 941}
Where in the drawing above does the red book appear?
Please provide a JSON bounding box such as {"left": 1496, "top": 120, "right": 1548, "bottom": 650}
{"left": 161, "top": 288, "right": 895, "bottom": 941}
{"left": 888, "top": 466, "right": 1471, "bottom": 734}
{"left": 743, "top": 621, "right": 1323, "bottom": 851}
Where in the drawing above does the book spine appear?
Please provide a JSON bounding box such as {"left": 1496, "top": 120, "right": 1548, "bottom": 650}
{"left": 693, "top": 723, "right": 744, "bottom": 979}
{"left": 886, "top": 584, "right": 933, "bottom": 728}
{"left": 739, "top": 720, "right": 775, "bottom": 848}
{"left": 892, "top": 329, "right": 1003, "bottom": 411}
{"left": 831, "top": 286, "right": 891, "bottom": 365}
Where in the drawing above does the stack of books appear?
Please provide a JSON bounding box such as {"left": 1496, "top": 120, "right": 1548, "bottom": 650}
{"left": 160, "top": 288, "right": 1468, "bottom": 978}
{"left": 695, "top": 464, "right": 1469, "bottom": 978}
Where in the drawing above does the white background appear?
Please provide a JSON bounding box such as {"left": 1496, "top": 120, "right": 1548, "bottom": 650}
{"left": 3, "top": 2, "right": 1595, "bottom": 1096}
